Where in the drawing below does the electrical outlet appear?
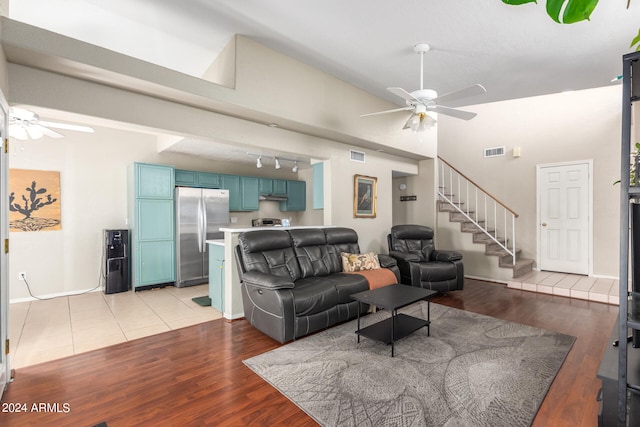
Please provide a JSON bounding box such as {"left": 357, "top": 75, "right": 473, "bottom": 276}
{"left": 18, "top": 272, "right": 26, "bottom": 281}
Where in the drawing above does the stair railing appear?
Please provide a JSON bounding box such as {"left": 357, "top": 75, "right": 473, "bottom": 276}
{"left": 437, "top": 157, "right": 519, "bottom": 265}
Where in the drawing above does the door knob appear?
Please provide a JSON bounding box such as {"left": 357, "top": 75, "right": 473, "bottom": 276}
{"left": 541, "top": 223, "right": 547, "bottom": 227}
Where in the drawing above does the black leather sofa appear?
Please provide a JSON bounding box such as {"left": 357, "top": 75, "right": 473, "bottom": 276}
{"left": 387, "top": 224, "right": 464, "bottom": 293}
{"left": 235, "top": 227, "right": 400, "bottom": 343}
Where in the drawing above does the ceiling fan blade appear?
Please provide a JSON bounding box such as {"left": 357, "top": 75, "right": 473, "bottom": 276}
{"left": 360, "top": 106, "right": 413, "bottom": 117}
{"left": 428, "top": 105, "right": 477, "bottom": 120}
{"left": 40, "top": 120, "right": 95, "bottom": 134}
{"left": 38, "top": 125, "right": 64, "bottom": 139}
{"left": 434, "top": 84, "right": 486, "bottom": 105}
{"left": 387, "top": 87, "right": 421, "bottom": 103}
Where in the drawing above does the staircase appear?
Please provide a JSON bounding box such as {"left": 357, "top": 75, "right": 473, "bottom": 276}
{"left": 437, "top": 157, "right": 534, "bottom": 278}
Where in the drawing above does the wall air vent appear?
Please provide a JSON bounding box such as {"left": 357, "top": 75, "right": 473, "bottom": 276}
{"left": 350, "top": 149, "right": 366, "bottom": 163}
{"left": 483, "top": 146, "right": 505, "bottom": 158}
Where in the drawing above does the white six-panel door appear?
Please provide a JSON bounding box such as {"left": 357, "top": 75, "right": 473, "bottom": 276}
{"left": 537, "top": 161, "right": 591, "bottom": 275}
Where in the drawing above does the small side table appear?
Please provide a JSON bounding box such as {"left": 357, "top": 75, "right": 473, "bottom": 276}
{"left": 351, "top": 284, "right": 437, "bottom": 357}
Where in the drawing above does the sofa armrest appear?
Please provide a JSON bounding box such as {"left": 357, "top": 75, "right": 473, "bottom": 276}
{"left": 431, "top": 249, "right": 463, "bottom": 262}
{"left": 241, "top": 271, "right": 295, "bottom": 290}
{"left": 389, "top": 250, "right": 421, "bottom": 263}
{"left": 377, "top": 254, "right": 397, "bottom": 268}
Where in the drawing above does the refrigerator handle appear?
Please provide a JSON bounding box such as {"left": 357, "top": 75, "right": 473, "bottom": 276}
{"left": 197, "top": 198, "right": 204, "bottom": 253}
{"left": 201, "top": 197, "right": 208, "bottom": 253}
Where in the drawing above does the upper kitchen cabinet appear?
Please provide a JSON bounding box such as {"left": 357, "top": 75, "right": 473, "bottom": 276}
{"left": 280, "top": 180, "right": 306, "bottom": 211}
{"left": 259, "top": 178, "right": 287, "bottom": 196}
{"left": 175, "top": 170, "right": 220, "bottom": 188}
{"left": 136, "top": 163, "right": 175, "bottom": 199}
{"left": 220, "top": 174, "right": 259, "bottom": 211}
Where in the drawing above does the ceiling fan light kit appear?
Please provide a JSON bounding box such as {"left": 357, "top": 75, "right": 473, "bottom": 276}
{"left": 8, "top": 107, "right": 94, "bottom": 140}
{"left": 361, "top": 42, "right": 486, "bottom": 133}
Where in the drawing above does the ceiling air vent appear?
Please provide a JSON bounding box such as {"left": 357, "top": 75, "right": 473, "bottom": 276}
{"left": 350, "top": 149, "right": 366, "bottom": 163}
{"left": 483, "top": 146, "right": 505, "bottom": 158}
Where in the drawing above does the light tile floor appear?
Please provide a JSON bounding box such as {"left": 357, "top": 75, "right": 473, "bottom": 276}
{"left": 507, "top": 271, "right": 619, "bottom": 305}
{"left": 9, "top": 284, "right": 222, "bottom": 369}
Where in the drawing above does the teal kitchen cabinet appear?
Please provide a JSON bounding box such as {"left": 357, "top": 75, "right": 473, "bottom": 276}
{"left": 175, "top": 169, "right": 197, "bottom": 187}
{"left": 208, "top": 243, "right": 225, "bottom": 312}
{"left": 259, "top": 178, "right": 272, "bottom": 195}
{"left": 136, "top": 163, "right": 175, "bottom": 199}
{"left": 240, "top": 176, "right": 259, "bottom": 210}
{"left": 131, "top": 163, "right": 176, "bottom": 289}
{"left": 220, "top": 174, "right": 241, "bottom": 210}
{"left": 312, "top": 163, "right": 324, "bottom": 209}
{"left": 259, "top": 178, "right": 287, "bottom": 196}
{"left": 280, "top": 180, "right": 306, "bottom": 211}
{"left": 197, "top": 172, "right": 220, "bottom": 188}
{"left": 273, "top": 179, "right": 287, "bottom": 195}
{"left": 221, "top": 174, "right": 259, "bottom": 211}
{"left": 136, "top": 241, "right": 175, "bottom": 286}
{"left": 175, "top": 170, "right": 220, "bottom": 188}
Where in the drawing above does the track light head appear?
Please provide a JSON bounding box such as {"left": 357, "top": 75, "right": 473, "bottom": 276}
{"left": 292, "top": 161, "right": 298, "bottom": 173}
{"left": 256, "top": 156, "right": 263, "bottom": 168}
{"left": 274, "top": 157, "right": 281, "bottom": 169}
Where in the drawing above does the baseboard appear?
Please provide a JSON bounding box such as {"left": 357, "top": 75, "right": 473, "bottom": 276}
{"left": 10, "top": 287, "right": 103, "bottom": 304}
{"left": 464, "top": 275, "right": 508, "bottom": 285}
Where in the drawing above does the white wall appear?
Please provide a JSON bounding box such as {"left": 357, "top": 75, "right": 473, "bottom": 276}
{"left": 8, "top": 123, "right": 424, "bottom": 300}
{"left": 438, "top": 85, "right": 621, "bottom": 279}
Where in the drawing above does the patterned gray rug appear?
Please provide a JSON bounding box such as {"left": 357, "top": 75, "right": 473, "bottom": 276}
{"left": 244, "top": 302, "right": 575, "bottom": 427}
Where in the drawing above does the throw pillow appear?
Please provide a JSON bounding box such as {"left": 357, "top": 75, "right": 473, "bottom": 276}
{"left": 341, "top": 252, "right": 381, "bottom": 272}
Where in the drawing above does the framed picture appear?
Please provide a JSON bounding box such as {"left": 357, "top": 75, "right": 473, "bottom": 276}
{"left": 353, "top": 174, "right": 377, "bottom": 218}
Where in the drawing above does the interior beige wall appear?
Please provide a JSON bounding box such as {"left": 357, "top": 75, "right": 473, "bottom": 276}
{"left": 6, "top": 125, "right": 327, "bottom": 301}
{"left": 438, "top": 85, "right": 621, "bottom": 278}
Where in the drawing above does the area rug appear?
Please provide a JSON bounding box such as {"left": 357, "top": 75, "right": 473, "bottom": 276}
{"left": 244, "top": 302, "right": 575, "bottom": 427}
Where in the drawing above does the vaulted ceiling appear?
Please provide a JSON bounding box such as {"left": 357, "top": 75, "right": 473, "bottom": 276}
{"left": 7, "top": 0, "right": 640, "bottom": 164}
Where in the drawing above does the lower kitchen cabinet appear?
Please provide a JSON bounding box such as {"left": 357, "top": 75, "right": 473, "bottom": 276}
{"left": 136, "top": 241, "right": 176, "bottom": 286}
{"left": 208, "top": 243, "right": 225, "bottom": 312}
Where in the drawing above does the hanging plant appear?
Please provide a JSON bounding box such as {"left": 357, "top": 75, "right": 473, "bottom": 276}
{"left": 502, "top": 1, "right": 640, "bottom": 50}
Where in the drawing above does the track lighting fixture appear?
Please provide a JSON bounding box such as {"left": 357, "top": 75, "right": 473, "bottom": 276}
{"left": 248, "top": 152, "right": 306, "bottom": 171}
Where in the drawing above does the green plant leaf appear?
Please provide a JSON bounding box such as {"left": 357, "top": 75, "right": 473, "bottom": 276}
{"left": 546, "top": 0, "right": 599, "bottom": 24}
{"left": 502, "top": 0, "right": 537, "bottom": 4}
{"left": 631, "top": 28, "right": 640, "bottom": 51}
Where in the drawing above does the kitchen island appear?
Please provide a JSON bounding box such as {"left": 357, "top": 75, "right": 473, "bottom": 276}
{"left": 209, "top": 226, "right": 335, "bottom": 320}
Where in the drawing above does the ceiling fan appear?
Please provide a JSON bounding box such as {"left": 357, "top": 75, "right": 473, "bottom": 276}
{"left": 8, "top": 107, "right": 95, "bottom": 140}
{"left": 361, "top": 43, "right": 486, "bottom": 132}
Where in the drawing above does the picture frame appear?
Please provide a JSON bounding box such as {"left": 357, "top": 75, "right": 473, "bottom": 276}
{"left": 353, "top": 174, "right": 377, "bottom": 218}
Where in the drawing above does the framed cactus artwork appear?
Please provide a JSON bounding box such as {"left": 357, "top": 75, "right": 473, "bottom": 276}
{"left": 9, "top": 169, "right": 61, "bottom": 232}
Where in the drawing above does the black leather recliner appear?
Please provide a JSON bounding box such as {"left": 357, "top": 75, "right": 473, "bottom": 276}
{"left": 387, "top": 224, "right": 464, "bottom": 293}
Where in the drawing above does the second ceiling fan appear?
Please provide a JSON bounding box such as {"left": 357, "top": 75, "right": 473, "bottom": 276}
{"left": 362, "top": 43, "right": 486, "bottom": 132}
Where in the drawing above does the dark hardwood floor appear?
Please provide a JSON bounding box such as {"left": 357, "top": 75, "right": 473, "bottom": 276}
{"left": 0, "top": 279, "right": 617, "bottom": 426}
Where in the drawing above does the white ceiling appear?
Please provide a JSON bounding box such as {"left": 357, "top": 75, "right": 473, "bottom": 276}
{"left": 7, "top": 0, "right": 640, "bottom": 163}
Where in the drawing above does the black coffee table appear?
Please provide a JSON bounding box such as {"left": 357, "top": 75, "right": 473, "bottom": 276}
{"left": 351, "top": 284, "right": 437, "bottom": 357}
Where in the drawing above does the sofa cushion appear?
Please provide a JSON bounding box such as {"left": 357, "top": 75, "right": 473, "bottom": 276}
{"left": 325, "top": 273, "right": 369, "bottom": 304}
{"left": 341, "top": 252, "right": 380, "bottom": 272}
{"left": 289, "top": 229, "right": 334, "bottom": 278}
{"left": 290, "top": 277, "right": 339, "bottom": 316}
{"left": 238, "top": 230, "right": 301, "bottom": 281}
{"left": 418, "top": 261, "right": 458, "bottom": 282}
{"left": 324, "top": 228, "right": 361, "bottom": 270}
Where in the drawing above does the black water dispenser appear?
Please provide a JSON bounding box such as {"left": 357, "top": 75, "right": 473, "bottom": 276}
{"left": 104, "top": 229, "right": 130, "bottom": 294}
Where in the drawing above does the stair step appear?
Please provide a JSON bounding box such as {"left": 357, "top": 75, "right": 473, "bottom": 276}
{"left": 510, "top": 258, "right": 535, "bottom": 278}
{"left": 461, "top": 220, "right": 486, "bottom": 232}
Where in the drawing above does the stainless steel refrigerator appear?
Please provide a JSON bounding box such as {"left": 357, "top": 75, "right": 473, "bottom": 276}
{"left": 175, "top": 187, "right": 229, "bottom": 287}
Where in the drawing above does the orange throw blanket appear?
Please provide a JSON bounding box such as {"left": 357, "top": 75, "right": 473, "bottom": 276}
{"left": 346, "top": 268, "right": 398, "bottom": 290}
